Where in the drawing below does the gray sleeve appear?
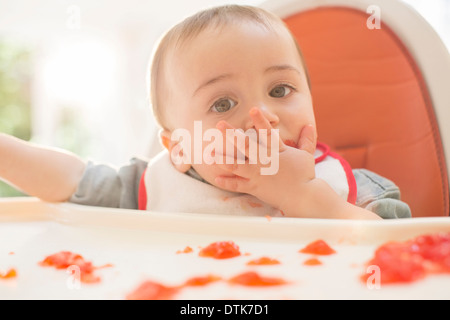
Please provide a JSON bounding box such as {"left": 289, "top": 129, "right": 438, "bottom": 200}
{"left": 353, "top": 169, "right": 411, "bottom": 219}
{"left": 69, "top": 157, "right": 148, "bottom": 209}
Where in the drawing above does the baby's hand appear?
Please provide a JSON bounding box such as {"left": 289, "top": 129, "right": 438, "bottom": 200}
{"left": 214, "top": 108, "right": 317, "bottom": 214}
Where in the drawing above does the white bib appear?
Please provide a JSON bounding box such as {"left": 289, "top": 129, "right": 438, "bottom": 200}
{"left": 138, "top": 142, "right": 356, "bottom": 216}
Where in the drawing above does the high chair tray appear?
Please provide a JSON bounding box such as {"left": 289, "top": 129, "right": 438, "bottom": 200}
{"left": 1, "top": 197, "right": 449, "bottom": 300}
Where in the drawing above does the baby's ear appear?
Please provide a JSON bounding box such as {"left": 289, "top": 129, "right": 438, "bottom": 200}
{"left": 159, "top": 129, "right": 191, "bottom": 173}
{"left": 159, "top": 129, "right": 171, "bottom": 150}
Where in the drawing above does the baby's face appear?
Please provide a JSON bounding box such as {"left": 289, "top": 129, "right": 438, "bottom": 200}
{"left": 162, "top": 21, "right": 315, "bottom": 185}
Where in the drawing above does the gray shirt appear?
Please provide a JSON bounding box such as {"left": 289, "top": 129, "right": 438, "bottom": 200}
{"left": 69, "top": 158, "right": 411, "bottom": 219}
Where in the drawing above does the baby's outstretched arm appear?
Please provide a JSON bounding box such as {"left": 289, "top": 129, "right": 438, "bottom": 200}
{"left": 214, "top": 109, "right": 381, "bottom": 220}
{"left": 0, "top": 133, "right": 86, "bottom": 202}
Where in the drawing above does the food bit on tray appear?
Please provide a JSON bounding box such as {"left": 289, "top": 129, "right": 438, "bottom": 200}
{"left": 126, "top": 280, "right": 179, "bottom": 300}
{"left": 228, "top": 271, "right": 288, "bottom": 286}
{"left": 303, "top": 258, "right": 322, "bottom": 266}
{"left": 39, "top": 251, "right": 111, "bottom": 284}
{"left": 361, "top": 232, "right": 450, "bottom": 284}
{"left": 299, "top": 239, "right": 336, "bottom": 255}
{"left": 0, "top": 268, "right": 17, "bottom": 279}
{"left": 183, "top": 274, "right": 222, "bottom": 287}
{"left": 199, "top": 241, "right": 241, "bottom": 259}
{"left": 127, "top": 274, "right": 222, "bottom": 300}
{"left": 126, "top": 270, "right": 290, "bottom": 299}
{"left": 176, "top": 246, "right": 194, "bottom": 254}
{"left": 247, "top": 256, "right": 281, "bottom": 266}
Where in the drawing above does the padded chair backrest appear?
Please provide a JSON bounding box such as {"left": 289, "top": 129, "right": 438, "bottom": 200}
{"left": 264, "top": 3, "right": 449, "bottom": 217}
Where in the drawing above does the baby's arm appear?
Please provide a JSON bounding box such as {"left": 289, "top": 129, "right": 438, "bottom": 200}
{"left": 0, "top": 133, "right": 86, "bottom": 202}
{"left": 279, "top": 177, "right": 382, "bottom": 220}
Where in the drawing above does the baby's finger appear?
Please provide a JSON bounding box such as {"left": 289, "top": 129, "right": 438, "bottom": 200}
{"left": 249, "top": 107, "right": 272, "bottom": 131}
{"left": 216, "top": 121, "right": 250, "bottom": 161}
{"left": 249, "top": 108, "right": 284, "bottom": 151}
{"left": 215, "top": 159, "right": 259, "bottom": 179}
{"left": 214, "top": 175, "right": 250, "bottom": 194}
{"left": 298, "top": 124, "right": 317, "bottom": 155}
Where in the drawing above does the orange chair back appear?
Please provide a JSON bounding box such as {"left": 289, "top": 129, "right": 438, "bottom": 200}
{"left": 284, "top": 7, "right": 449, "bottom": 217}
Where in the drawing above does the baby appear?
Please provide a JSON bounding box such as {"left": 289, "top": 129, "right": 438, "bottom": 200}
{"left": 0, "top": 5, "right": 410, "bottom": 219}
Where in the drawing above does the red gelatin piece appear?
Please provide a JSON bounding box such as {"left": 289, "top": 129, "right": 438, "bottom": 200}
{"left": 199, "top": 241, "right": 241, "bottom": 259}
{"left": 0, "top": 268, "right": 17, "bottom": 279}
{"left": 177, "top": 246, "right": 193, "bottom": 254}
{"left": 228, "top": 271, "right": 288, "bottom": 286}
{"left": 303, "top": 258, "right": 322, "bottom": 266}
{"left": 126, "top": 280, "right": 179, "bottom": 300}
{"left": 80, "top": 272, "right": 101, "bottom": 284}
{"left": 39, "top": 251, "right": 106, "bottom": 284}
{"left": 299, "top": 240, "right": 336, "bottom": 255}
{"left": 184, "top": 275, "right": 222, "bottom": 287}
{"left": 39, "top": 251, "right": 86, "bottom": 269}
{"left": 362, "top": 241, "right": 426, "bottom": 284}
{"left": 413, "top": 233, "right": 450, "bottom": 271}
{"left": 361, "top": 233, "right": 450, "bottom": 284}
{"left": 247, "top": 257, "right": 280, "bottom": 266}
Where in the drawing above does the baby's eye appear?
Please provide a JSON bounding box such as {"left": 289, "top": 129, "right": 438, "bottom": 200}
{"left": 269, "top": 85, "right": 293, "bottom": 98}
{"left": 210, "top": 98, "right": 237, "bottom": 113}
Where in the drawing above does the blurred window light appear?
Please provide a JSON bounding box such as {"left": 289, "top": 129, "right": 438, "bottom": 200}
{"left": 41, "top": 37, "right": 117, "bottom": 105}
{"left": 0, "top": 40, "right": 31, "bottom": 197}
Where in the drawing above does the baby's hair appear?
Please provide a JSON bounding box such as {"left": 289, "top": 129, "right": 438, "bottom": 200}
{"left": 148, "top": 4, "right": 310, "bottom": 130}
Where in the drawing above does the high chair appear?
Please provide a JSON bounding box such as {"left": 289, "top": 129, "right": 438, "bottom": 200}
{"left": 261, "top": 0, "right": 450, "bottom": 217}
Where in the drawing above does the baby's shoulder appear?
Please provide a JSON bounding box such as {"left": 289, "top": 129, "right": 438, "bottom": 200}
{"left": 352, "top": 169, "right": 411, "bottom": 219}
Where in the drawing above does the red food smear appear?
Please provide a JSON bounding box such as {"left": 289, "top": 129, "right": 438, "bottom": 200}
{"left": 184, "top": 274, "right": 222, "bottom": 287}
{"left": 299, "top": 240, "right": 336, "bottom": 255}
{"left": 362, "top": 233, "right": 450, "bottom": 284}
{"left": 177, "top": 246, "right": 193, "bottom": 254}
{"left": 247, "top": 257, "right": 280, "bottom": 266}
{"left": 39, "top": 251, "right": 109, "bottom": 283}
{"left": 0, "top": 268, "right": 17, "bottom": 279}
{"left": 228, "top": 271, "right": 288, "bottom": 286}
{"left": 127, "top": 275, "right": 222, "bottom": 300}
{"left": 303, "top": 258, "right": 322, "bottom": 266}
{"left": 199, "top": 241, "right": 241, "bottom": 259}
{"left": 247, "top": 200, "right": 262, "bottom": 208}
{"left": 284, "top": 139, "right": 298, "bottom": 149}
{"left": 126, "top": 281, "right": 179, "bottom": 300}
{"left": 96, "top": 263, "right": 114, "bottom": 269}
{"left": 127, "top": 269, "right": 288, "bottom": 299}
{"left": 39, "top": 251, "right": 85, "bottom": 269}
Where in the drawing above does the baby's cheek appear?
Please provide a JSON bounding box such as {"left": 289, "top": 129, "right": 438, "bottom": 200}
{"left": 191, "top": 163, "right": 219, "bottom": 183}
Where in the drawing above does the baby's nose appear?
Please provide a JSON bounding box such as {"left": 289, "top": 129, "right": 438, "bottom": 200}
{"left": 244, "top": 106, "right": 280, "bottom": 130}
{"left": 261, "top": 106, "right": 280, "bottom": 125}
